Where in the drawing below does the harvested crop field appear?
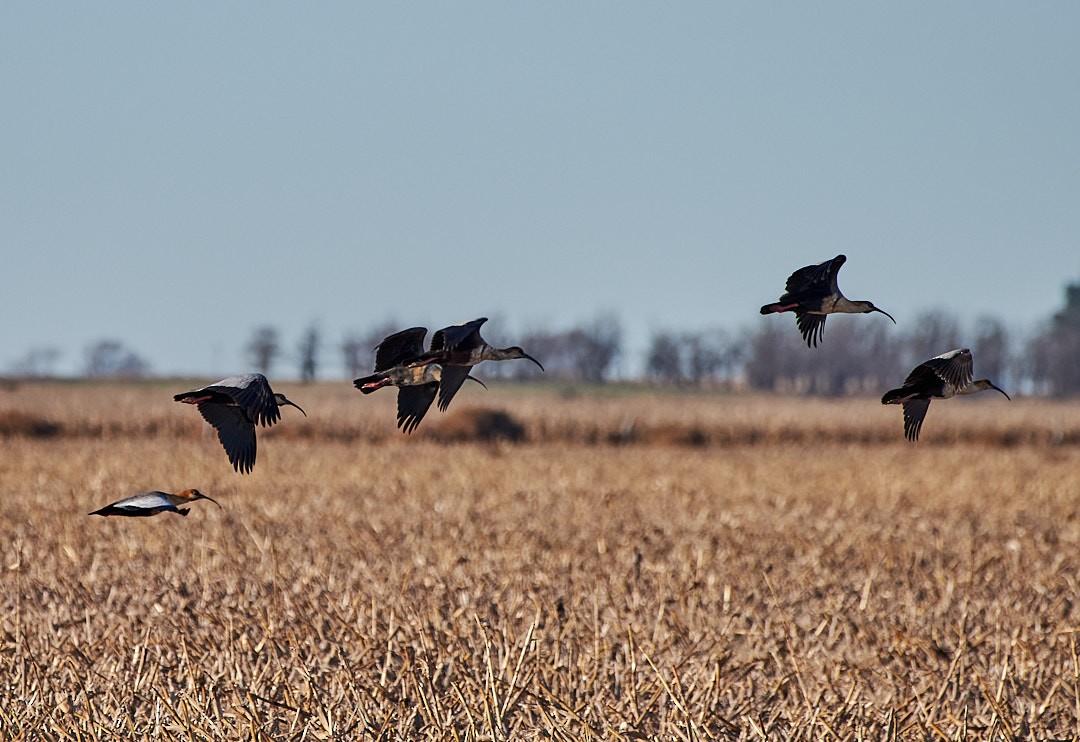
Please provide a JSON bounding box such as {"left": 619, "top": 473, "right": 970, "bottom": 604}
{"left": 2, "top": 381, "right": 1080, "bottom": 739}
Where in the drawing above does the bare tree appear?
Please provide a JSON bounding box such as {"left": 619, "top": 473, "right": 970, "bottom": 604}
{"left": 83, "top": 340, "right": 150, "bottom": 379}
{"left": 8, "top": 347, "right": 62, "bottom": 377}
{"left": 246, "top": 326, "right": 281, "bottom": 376}
{"left": 574, "top": 313, "right": 622, "bottom": 382}
{"left": 744, "top": 316, "right": 903, "bottom": 396}
{"left": 342, "top": 332, "right": 368, "bottom": 379}
{"left": 516, "top": 314, "right": 622, "bottom": 383}
{"left": 687, "top": 328, "right": 743, "bottom": 385}
{"left": 906, "top": 309, "right": 961, "bottom": 363}
{"left": 343, "top": 320, "right": 403, "bottom": 379}
{"left": 298, "top": 324, "right": 320, "bottom": 383}
{"left": 1029, "top": 282, "right": 1080, "bottom": 395}
{"left": 972, "top": 316, "right": 1009, "bottom": 385}
{"left": 645, "top": 330, "right": 685, "bottom": 383}
{"left": 744, "top": 322, "right": 794, "bottom": 392}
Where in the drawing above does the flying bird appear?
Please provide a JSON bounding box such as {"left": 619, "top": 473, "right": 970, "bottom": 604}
{"left": 89, "top": 489, "right": 220, "bottom": 517}
{"left": 353, "top": 327, "right": 486, "bottom": 433}
{"left": 882, "top": 348, "right": 1010, "bottom": 441}
{"left": 406, "top": 318, "right": 544, "bottom": 411}
{"left": 174, "top": 374, "right": 306, "bottom": 473}
{"left": 760, "top": 254, "right": 895, "bottom": 347}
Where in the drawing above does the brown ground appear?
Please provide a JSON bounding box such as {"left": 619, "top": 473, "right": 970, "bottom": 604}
{"left": 1, "top": 381, "right": 1079, "bottom": 739}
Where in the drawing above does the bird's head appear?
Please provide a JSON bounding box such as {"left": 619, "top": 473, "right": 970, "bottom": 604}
{"left": 507, "top": 347, "right": 545, "bottom": 372}
{"left": 973, "top": 379, "right": 1010, "bottom": 400}
{"left": 859, "top": 301, "right": 896, "bottom": 324}
{"left": 274, "top": 393, "right": 308, "bottom": 416}
{"left": 177, "top": 489, "right": 221, "bottom": 508}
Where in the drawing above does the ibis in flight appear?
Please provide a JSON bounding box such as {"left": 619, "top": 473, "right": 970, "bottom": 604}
{"left": 89, "top": 488, "right": 220, "bottom": 517}
{"left": 882, "top": 348, "right": 1010, "bottom": 441}
{"left": 760, "top": 254, "right": 895, "bottom": 347}
{"left": 354, "top": 327, "right": 486, "bottom": 433}
{"left": 174, "top": 374, "right": 306, "bottom": 473}
{"left": 406, "top": 317, "right": 544, "bottom": 411}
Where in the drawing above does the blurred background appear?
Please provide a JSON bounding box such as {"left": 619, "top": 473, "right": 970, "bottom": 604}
{"left": 3, "top": 4, "right": 1078, "bottom": 393}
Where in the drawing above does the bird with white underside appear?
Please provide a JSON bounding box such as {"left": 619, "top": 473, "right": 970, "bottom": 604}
{"left": 89, "top": 489, "right": 220, "bottom": 517}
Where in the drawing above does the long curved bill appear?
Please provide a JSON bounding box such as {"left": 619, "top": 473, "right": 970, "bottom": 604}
{"left": 990, "top": 383, "right": 1011, "bottom": 401}
{"left": 197, "top": 492, "right": 222, "bottom": 508}
{"left": 873, "top": 307, "right": 897, "bottom": 324}
{"left": 523, "top": 353, "right": 545, "bottom": 372}
{"left": 283, "top": 398, "right": 308, "bottom": 417}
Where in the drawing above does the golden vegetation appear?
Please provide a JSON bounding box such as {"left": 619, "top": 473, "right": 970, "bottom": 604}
{"left": 2, "top": 381, "right": 1080, "bottom": 739}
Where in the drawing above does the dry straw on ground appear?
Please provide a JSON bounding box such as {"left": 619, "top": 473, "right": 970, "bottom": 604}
{"left": 2, "top": 381, "right": 1080, "bottom": 739}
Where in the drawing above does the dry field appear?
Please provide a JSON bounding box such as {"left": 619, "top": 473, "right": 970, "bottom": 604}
{"left": 2, "top": 380, "right": 1080, "bottom": 740}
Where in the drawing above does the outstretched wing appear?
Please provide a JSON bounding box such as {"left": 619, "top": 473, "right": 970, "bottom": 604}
{"left": 203, "top": 374, "right": 280, "bottom": 428}
{"left": 918, "top": 348, "right": 973, "bottom": 389}
{"left": 197, "top": 403, "right": 257, "bottom": 474}
{"left": 785, "top": 255, "right": 845, "bottom": 294}
{"left": 902, "top": 399, "right": 931, "bottom": 442}
{"left": 437, "top": 365, "right": 473, "bottom": 412}
{"left": 796, "top": 313, "right": 827, "bottom": 348}
{"left": 375, "top": 328, "right": 428, "bottom": 371}
{"left": 431, "top": 318, "right": 488, "bottom": 353}
{"left": 397, "top": 383, "right": 438, "bottom": 434}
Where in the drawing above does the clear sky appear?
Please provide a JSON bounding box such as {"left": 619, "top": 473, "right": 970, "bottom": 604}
{"left": 3, "top": 3, "right": 1078, "bottom": 379}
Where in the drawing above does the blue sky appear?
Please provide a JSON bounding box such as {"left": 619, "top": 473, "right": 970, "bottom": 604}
{"left": 3, "top": 4, "right": 1078, "bottom": 378}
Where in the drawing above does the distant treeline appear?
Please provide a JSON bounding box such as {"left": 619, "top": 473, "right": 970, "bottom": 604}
{"left": 9, "top": 283, "right": 1080, "bottom": 396}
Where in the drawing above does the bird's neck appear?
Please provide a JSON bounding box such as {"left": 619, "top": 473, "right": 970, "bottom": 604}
{"left": 958, "top": 380, "right": 990, "bottom": 396}
{"left": 833, "top": 297, "right": 868, "bottom": 314}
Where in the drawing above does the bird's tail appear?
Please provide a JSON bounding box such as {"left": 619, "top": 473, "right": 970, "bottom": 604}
{"left": 354, "top": 373, "right": 392, "bottom": 394}
{"left": 760, "top": 302, "right": 796, "bottom": 315}
{"left": 178, "top": 508, "right": 190, "bottom": 516}
{"left": 881, "top": 387, "right": 910, "bottom": 405}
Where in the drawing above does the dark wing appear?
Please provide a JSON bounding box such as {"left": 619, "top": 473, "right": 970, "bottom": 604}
{"left": 796, "top": 313, "right": 827, "bottom": 348}
{"left": 902, "top": 399, "right": 931, "bottom": 442}
{"left": 437, "top": 365, "right": 473, "bottom": 412}
{"left": 203, "top": 374, "right": 279, "bottom": 427}
{"left": 397, "top": 383, "right": 438, "bottom": 434}
{"left": 919, "top": 348, "right": 973, "bottom": 389}
{"left": 431, "top": 317, "right": 488, "bottom": 353}
{"left": 197, "top": 403, "right": 257, "bottom": 474}
{"left": 899, "top": 362, "right": 945, "bottom": 394}
{"left": 90, "top": 505, "right": 161, "bottom": 517}
{"left": 784, "top": 255, "right": 845, "bottom": 294}
{"left": 375, "top": 328, "right": 428, "bottom": 371}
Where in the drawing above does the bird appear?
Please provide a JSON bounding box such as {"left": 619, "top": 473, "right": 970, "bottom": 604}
{"left": 89, "top": 488, "right": 220, "bottom": 517}
{"left": 760, "top": 254, "right": 896, "bottom": 347}
{"left": 406, "top": 317, "right": 544, "bottom": 411}
{"left": 882, "top": 348, "right": 1010, "bottom": 441}
{"left": 174, "top": 374, "right": 306, "bottom": 473}
{"left": 353, "top": 327, "right": 487, "bottom": 433}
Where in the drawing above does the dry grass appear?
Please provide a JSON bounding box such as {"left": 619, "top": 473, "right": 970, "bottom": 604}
{"left": 2, "top": 381, "right": 1080, "bottom": 739}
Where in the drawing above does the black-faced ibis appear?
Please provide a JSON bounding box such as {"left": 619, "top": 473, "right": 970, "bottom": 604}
{"left": 89, "top": 489, "right": 220, "bottom": 517}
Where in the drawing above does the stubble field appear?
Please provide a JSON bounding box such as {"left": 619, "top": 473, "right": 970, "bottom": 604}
{"left": 2, "top": 380, "right": 1080, "bottom": 740}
